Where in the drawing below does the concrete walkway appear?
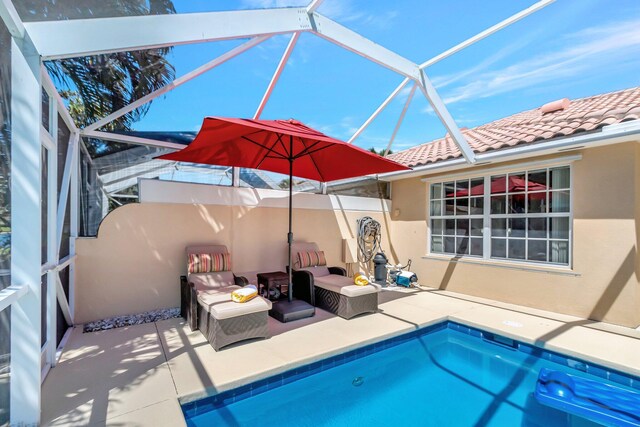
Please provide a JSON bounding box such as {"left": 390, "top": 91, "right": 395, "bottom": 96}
{"left": 42, "top": 287, "right": 640, "bottom": 426}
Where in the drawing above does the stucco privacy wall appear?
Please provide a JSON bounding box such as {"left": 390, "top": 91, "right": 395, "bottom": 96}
{"left": 390, "top": 142, "right": 640, "bottom": 328}
{"left": 74, "top": 187, "right": 393, "bottom": 324}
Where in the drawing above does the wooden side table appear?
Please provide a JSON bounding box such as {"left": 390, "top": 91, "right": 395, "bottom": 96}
{"left": 257, "top": 271, "right": 289, "bottom": 301}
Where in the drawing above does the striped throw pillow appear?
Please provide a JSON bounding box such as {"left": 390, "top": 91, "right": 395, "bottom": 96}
{"left": 297, "top": 251, "right": 327, "bottom": 268}
{"left": 188, "top": 253, "right": 231, "bottom": 274}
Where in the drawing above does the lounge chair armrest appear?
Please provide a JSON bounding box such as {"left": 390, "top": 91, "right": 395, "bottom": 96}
{"left": 180, "top": 276, "right": 189, "bottom": 320}
{"left": 181, "top": 277, "right": 198, "bottom": 332}
{"left": 292, "top": 270, "right": 315, "bottom": 306}
{"left": 328, "top": 266, "right": 347, "bottom": 276}
{"left": 234, "top": 275, "right": 249, "bottom": 286}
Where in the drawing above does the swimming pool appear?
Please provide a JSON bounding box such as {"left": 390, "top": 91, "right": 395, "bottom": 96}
{"left": 182, "top": 322, "right": 639, "bottom": 426}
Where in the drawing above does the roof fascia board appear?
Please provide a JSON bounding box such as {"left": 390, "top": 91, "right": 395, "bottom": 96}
{"left": 25, "top": 7, "right": 312, "bottom": 60}
{"left": 379, "top": 122, "right": 640, "bottom": 181}
{"left": 419, "top": 154, "right": 582, "bottom": 183}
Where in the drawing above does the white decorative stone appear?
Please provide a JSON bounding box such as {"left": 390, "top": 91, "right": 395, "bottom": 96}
{"left": 83, "top": 307, "right": 180, "bottom": 333}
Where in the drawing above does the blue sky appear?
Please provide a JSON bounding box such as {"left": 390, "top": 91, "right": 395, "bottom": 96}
{"left": 131, "top": 0, "right": 640, "bottom": 153}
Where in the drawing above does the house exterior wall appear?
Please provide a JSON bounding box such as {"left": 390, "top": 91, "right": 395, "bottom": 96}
{"left": 389, "top": 142, "right": 640, "bottom": 328}
{"left": 74, "top": 195, "right": 392, "bottom": 324}
{"left": 74, "top": 142, "right": 640, "bottom": 328}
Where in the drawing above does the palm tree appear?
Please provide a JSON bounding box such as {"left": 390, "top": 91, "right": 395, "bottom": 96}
{"left": 16, "top": 0, "right": 177, "bottom": 156}
{"left": 369, "top": 147, "right": 392, "bottom": 156}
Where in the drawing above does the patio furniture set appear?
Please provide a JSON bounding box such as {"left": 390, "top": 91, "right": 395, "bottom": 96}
{"left": 180, "top": 242, "right": 380, "bottom": 351}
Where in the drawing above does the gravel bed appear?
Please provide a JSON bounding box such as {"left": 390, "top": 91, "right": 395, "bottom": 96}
{"left": 83, "top": 307, "right": 181, "bottom": 333}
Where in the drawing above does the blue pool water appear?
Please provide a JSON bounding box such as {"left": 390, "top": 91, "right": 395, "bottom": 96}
{"left": 183, "top": 323, "right": 639, "bottom": 426}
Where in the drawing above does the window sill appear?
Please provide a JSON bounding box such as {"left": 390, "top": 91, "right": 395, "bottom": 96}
{"left": 421, "top": 254, "right": 580, "bottom": 276}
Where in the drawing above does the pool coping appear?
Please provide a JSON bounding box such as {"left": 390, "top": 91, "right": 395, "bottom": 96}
{"left": 181, "top": 320, "right": 640, "bottom": 419}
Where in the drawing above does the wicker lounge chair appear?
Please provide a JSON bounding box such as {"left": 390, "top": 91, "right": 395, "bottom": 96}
{"left": 180, "top": 245, "right": 271, "bottom": 351}
{"left": 291, "top": 242, "right": 379, "bottom": 319}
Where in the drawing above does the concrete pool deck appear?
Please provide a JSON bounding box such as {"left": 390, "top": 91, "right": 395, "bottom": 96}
{"left": 42, "top": 287, "right": 640, "bottom": 426}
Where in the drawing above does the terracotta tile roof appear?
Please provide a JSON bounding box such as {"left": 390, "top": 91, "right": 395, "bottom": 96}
{"left": 387, "top": 87, "right": 640, "bottom": 167}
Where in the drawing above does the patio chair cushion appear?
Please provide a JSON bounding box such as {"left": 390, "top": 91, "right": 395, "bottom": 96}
{"left": 188, "top": 271, "right": 236, "bottom": 291}
{"left": 297, "top": 250, "right": 327, "bottom": 268}
{"left": 291, "top": 242, "right": 320, "bottom": 269}
{"left": 197, "top": 286, "right": 272, "bottom": 320}
{"left": 188, "top": 252, "right": 231, "bottom": 273}
{"left": 298, "top": 266, "right": 331, "bottom": 277}
{"left": 314, "top": 274, "right": 379, "bottom": 297}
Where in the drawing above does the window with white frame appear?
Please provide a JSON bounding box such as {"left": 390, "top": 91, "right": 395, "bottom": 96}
{"left": 430, "top": 178, "right": 485, "bottom": 257}
{"left": 429, "top": 165, "right": 571, "bottom": 266}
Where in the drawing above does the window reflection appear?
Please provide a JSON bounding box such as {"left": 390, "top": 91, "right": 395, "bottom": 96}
{"left": 430, "top": 165, "right": 571, "bottom": 265}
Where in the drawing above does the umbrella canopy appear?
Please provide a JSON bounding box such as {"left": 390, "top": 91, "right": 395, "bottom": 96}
{"left": 157, "top": 117, "right": 409, "bottom": 314}
{"left": 157, "top": 117, "right": 409, "bottom": 182}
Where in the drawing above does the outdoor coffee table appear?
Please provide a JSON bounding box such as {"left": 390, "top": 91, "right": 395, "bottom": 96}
{"left": 257, "top": 271, "right": 289, "bottom": 302}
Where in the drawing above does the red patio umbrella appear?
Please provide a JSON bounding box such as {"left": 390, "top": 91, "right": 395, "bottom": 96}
{"left": 157, "top": 117, "right": 409, "bottom": 321}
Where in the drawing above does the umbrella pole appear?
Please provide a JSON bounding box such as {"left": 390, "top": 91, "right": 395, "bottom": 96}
{"left": 288, "top": 136, "right": 294, "bottom": 303}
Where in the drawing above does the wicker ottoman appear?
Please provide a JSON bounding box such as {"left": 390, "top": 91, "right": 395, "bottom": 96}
{"left": 196, "top": 287, "right": 272, "bottom": 351}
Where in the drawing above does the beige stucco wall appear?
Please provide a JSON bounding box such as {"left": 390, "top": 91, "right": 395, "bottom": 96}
{"left": 75, "top": 202, "right": 391, "bottom": 324}
{"left": 75, "top": 143, "right": 640, "bottom": 328}
{"left": 389, "top": 142, "right": 640, "bottom": 328}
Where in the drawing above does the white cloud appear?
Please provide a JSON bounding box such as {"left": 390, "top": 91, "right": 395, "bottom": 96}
{"left": 421, "top": 105, "right": 435, "bottom": 115}
{"left": 430, "top": 34, "right": 539, "bottom": 90}
{"left": 311, "top": 1, "right": 398, "bottom": 30}
{"left": 241, "top": 0, "right": 305, "bottom": 8}
{"left": 438, "top": 18, "right": 640, "bottom": 104}
{"left": 241, "top": 0, "right": 398, "bottom": 30}
{"left": 399, "top": 85, "right": 414, "bottom": 97}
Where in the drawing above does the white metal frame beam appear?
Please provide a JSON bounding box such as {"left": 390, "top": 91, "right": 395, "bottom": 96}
{"left": 46, "top": 131, "right": 58, "bottom": 366}
{"left": 384, "top": 84, "right": 416, "bottom": 156}
{"left": 254, "top": 32, "right": 300, "bottom": 119}
{"left": 419, "top": 0, "right": 555, "bottom": 69}
{"left": 56, "top": 133, "right": 77, "bottom": 255}
{"left": 85, "top": 36, "right": 271, "bottom": 132}
{"left": 348, "top": 78, "right": 410, "bottom": 144}
{"left": 0, "top": 0, "right": 24, "bottom": 38}
{"left": 0, "top": 285, "right": 28, "bottom": 313}
{"left": 306, "top": 0, "right": 325, "bottom": 14}
{"left": 41, "top": 66, "right": 78, "bottom": 133}
{"left": 24, "top": 8, "right": 312, "bottom": 60}
{"left": 42, "top": 64, "right": 77, "bottom": 344}
{"left": 417, "top": 69, "right": 476, "bottom": 163}
{"left": 308, "top": 13, "right": 420, "bottom": 80}
{"left": 10, "top": 33, "right": 42, "bottom": 425}
{"left": 68, "top": 132, "right": 79, "bottom": 322}
{"left": 23, "top": 3, "right": 553, "bottom": 165}
{"left": 55, "top": 273, "right": 72, "bottom": 326}
{"left": 82, "top": 130, "right": 185, "bottom": 151}
{"left": 41, "top": 89, "right": 59, "bottom": 369}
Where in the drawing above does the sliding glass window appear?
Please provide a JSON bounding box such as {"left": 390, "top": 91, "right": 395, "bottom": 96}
{"left": 429, "top": 165, "right": 571, "bottom": 266}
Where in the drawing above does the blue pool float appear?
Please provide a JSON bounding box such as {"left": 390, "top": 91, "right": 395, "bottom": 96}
{"left": 535, "top": 368, "right": 640, "bottom": 426}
